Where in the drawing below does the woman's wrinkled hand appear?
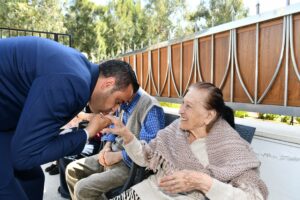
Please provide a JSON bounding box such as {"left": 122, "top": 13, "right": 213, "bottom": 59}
{"left": 159, "top": 169, "right": 213, "bottom": 194}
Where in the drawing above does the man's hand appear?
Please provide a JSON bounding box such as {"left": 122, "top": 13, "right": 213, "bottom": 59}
{"left": 103, "top": 151, "right": 122, "bottom": 166}
{"left": 98, "top": 148, "right": 110, "bottom": 166}
{"left": 77, "top": 112, "right": 93, "bottom": 121}
{"left": 85, "top": 114, "right": 111, "bottom": 138}
{"left": 98, "top": 142, "right": 110, "bottom": 166}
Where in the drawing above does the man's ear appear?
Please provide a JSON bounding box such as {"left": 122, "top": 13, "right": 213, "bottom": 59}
{"left": 101, "top": 77, "right": 115, "bottom": 89}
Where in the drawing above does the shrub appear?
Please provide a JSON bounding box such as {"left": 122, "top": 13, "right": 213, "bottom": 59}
{"left": 258, "top": 113, "right": 279, "bottom": 120}
{"left": 265, "top": 114, "right": 279, "bottom": 120}
{"left": 280, "top": 116, "right": 291, "bottom": 123}
{"left": 159, "top": 102, "right": 180, "bottom": 109}
{"left": 234, "top": 111, "right": 249, "bottom": 118}
{"left": 258, "top": 113, "right": 265, "bottom": 119}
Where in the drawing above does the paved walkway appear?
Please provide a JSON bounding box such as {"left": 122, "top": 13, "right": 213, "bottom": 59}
{"left": 235, "top": 117, "right": 300, "bottom": 144}
{"left": 42, "top": 164, "right": 66, "bottom": 200}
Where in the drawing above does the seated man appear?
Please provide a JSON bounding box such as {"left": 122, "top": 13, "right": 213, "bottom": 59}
{"left": 65, "top": 86, "right": 165, "bottom": 200}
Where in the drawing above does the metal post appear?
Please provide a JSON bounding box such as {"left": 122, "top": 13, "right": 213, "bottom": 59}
{"left": 231, "top": 5, "right": 236, "bottom": 21}
{"left": 54, "top": 34, "right": 58, "bottom": 42}
{"left": 69, "top": 35, "right": 73, "bottom": 47}
{"left": 256, "top": 1, "right": 260, "bottom": 15}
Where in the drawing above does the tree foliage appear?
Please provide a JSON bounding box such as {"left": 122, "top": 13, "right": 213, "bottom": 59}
{"left": 187, "top": 0, "right": 248, "bottom": 31}
{"left": 207, "top": 0, "right": 248, "bottom": 27}
{"left": 0, "top": 0, "right": 66, "bottom": 33}
{"left": 96, "top": 0, "right": 148, "bottom": 58}
{"left": 1, "top": 0, "right": 248, "bottom": 60}
{"left": 64, "top": 0, "right": 101, "bottom": 59}
{"left": 144, "top": 0, "right": 185, "bottom": 42}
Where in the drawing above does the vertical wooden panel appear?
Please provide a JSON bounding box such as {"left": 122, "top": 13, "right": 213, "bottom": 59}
{"left": 129, "top": 55, "right": 134, "bottom": 68}
{"left": 124, "top": 56, "right": 129, "bottom": 63}
{"left": 182, "top": 40, "right": 193, "bottom": 94}
{"left": 160, "top": 47, "right": 168, "bottom": 97}
{"left": 136, "top": 53, "right": 142, "bottom": 87}
{"left": 288, "top": 14, "right": 300, "bottom": 106}
{"left": 235, "top": 25, "right": 256, "bottom": 103}
{"left": 214, "top": 31, "right": 231, "bottom": 101}
{"left": 259, "top": 18, "right": 285, "bottom": 105}
{"left": 199, "top": 37, "right": 211, "bottom": 83}
{"left": 142, "top": 52, "right": 149, "bottom": 93}
{"left": 171, "top": 44, "right": 181, "bottom": 97}
{"left": 151, "top": 49, "right": 159, "bottom": 96}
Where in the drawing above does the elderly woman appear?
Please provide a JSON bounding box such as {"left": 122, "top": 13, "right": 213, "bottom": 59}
{"left": 102, "top": 82, "right": 268, "bottom": 200}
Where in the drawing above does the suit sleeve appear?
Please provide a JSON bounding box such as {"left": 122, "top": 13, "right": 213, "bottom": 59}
{"left": 11, "top": 74, "right": 90, "bottom": 170}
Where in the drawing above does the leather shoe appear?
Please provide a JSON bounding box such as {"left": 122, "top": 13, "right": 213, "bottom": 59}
{"left": 58, "top": 186, "right": 71, "bottom": 199}
{"left": 45, "top": 163, "right": 57, "bottom": 172}
{"left": 49, "top": 165, "right": 59, "bottom": 175}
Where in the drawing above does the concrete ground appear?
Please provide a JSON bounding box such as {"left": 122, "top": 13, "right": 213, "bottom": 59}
{"left": 42, "top": 164, "right": 66, "bottom": 200}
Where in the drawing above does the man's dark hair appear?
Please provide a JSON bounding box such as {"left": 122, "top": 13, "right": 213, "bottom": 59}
{"left": 99, "top": 60, "right": 139, "bottom": 93}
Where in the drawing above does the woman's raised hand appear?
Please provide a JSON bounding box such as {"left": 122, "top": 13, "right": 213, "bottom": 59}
{"left": 102, "top": 115, "right": 134, "bottom": 144}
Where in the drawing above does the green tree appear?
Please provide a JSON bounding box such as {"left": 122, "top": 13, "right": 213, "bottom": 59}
{"left": 93, "top": 0, "right": 149, "bottom": 59}
{"left": 187, "top": 0, "right": 248, "bottom": 31}
{"left": 0, "top": 0, "right": 66, "bottom": 33}
{"left": 144, "top": 0, "right": 185, "bottom": 42}
{"left": 185, "top": 0, "right": 208, "bottom": 32}
{"left": 64, "top": 0, "right": 102, "bottom": 60}
{"left": 207, "top": 0, "right": 248, "bottom": 27}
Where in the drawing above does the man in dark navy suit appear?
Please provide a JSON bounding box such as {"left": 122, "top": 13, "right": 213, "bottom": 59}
{"left": 0, "top": 36, "right": 139, "bottom": 200}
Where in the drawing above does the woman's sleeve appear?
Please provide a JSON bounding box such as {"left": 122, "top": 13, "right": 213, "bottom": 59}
{"left": 206, "top": 178, "right": 264, "bottom": 200}
{"left": 124, "top": 136, "right": 148, "bottom": 167}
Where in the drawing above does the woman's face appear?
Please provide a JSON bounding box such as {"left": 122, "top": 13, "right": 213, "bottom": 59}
{"left": 178, "top": 88, "right": 214, "bottom": 131}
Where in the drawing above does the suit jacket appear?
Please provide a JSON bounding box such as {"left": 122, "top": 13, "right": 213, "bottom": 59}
{"left": 0, "top": 36, "right": 99, "bottom": 174}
